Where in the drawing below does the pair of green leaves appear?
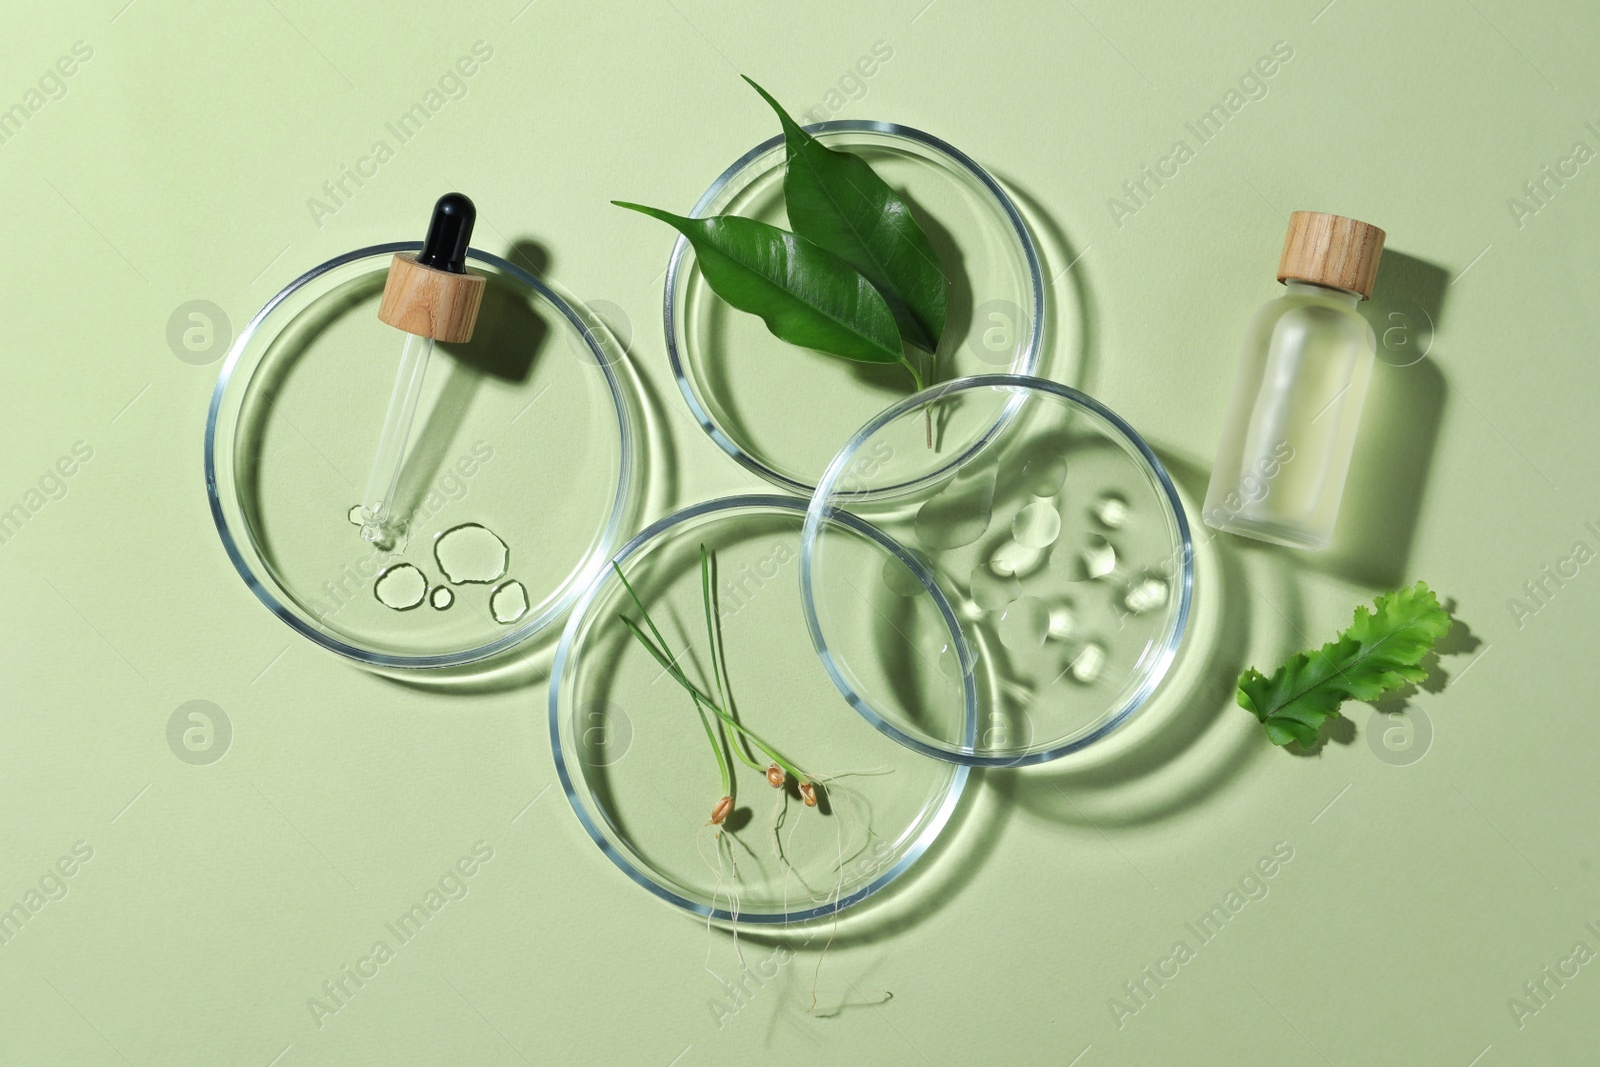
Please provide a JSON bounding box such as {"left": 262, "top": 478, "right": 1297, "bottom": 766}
{"left": 615, "top": 78, "right": 948, "bottom": 383}
{"left": 1238, "top": 581, "right": 1452, "bottom": 748}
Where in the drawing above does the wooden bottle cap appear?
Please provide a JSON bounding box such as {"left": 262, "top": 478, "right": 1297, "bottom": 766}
{"left": 377, "top": 253, "right": 485, "bottom": 343}
{"left": 1277, "top": 211, "right": 1385, "bottom": 300}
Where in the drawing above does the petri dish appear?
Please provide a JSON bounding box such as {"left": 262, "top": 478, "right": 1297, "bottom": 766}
{"left": 549, "top": 495, "right": 970, "bottom": 923}
{"left": 801, "top": 375, "right": 1193, "bottom": 766}
{"left": 664, "top": 121, "right": 1044, "bottom": 495}
{"left": 206, "top": 244, "right": 634, "bottom": 668}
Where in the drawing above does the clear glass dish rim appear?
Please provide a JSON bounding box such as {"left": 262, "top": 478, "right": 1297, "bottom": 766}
{"left": 662, "top": 119, "right": 1047, "bottom": 496}
{"left": 547, "top": 493, "right": 973, "bottom": 924}
{"left": 800, "top": 374, "right": 1196, "bottom": 767}
{"left": 203, "top": 242, "right": 636, "bottom": 669}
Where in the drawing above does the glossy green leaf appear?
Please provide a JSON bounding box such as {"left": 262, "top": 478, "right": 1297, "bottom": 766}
{"left": 1237, "top": 581, "right": 1452, "bottom": 747}
{"left": 614, "top": 202, "right": 903, "bottom": 366}
{"left": 746, "top": 77, "right": 948, "bottom": 353}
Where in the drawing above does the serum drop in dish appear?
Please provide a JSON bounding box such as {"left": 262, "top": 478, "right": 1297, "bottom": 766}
{"left": 1203, "top": 211, "right": 1385, "bottom": 550}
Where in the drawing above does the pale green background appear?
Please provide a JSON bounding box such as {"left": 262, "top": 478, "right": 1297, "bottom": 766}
{"left": 2, "top": 0, "right": 1597, "bottom": 1063}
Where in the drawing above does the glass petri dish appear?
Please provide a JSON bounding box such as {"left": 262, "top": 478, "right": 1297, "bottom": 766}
{"left": 801, "top": 376, "right": 1193, "bottom": 766}
{"left": 206, "top": 244, "right": 634, "bottom": 668}
{"left": 665, "top": 121, "right": 1044, "bottom": 494}
{"left": 549, "top": 495, "right": 970, "bottom": 923}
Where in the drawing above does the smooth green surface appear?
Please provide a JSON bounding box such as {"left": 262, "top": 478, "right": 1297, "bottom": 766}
{"left": 2, "top": 1, "right": 1597, "bottom": 1064}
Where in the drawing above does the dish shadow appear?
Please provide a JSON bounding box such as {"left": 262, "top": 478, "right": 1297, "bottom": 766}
{"left": 991, "top": 173, "right": 1096, "bottom": 392}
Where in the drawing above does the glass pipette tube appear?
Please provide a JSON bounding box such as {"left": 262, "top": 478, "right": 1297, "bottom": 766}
{"left": 361, "top": 191, "right": 481, "bottom": 547}
{"left": 359, "top": 331, "right": 433, "bottom": 545}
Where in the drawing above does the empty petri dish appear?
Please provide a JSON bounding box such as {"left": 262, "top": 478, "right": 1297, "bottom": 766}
{"left": 206, "top": 244, "right": 634, "bottom": 668}
{"left": 665, "top": 121, "right": 1044, "bottom": 495}
{"left": 549, "top": 495, "right": 969, "bottom": 923}
{"left": 801, "top": 376, "right": 1193, "bottom": 766}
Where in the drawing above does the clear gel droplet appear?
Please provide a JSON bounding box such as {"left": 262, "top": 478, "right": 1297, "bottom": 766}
{"left": 1067, "top": 641, "right": 1105, "bottom": 684}
{"left": 347, "top": 505, "right": 363, "bottom": 526}
{"left": 434, "top": 523, "right": 509, "bottom": 584}
{"left": 969, "top": 564, "right": 1020, "bottom": 610}
{"left": 881, "top": 552, "right": 930, "bottom": 597}
{"left": 935, "top": 640, "right": 972, "bottom": 681}
{"left": 1047, "top": 602, "right": 1076, "bottom": 640}
{"left": 997, "top": 596, "right": 1050, "bottom": 650}
{"left": 1019, "top": 453, "right": 1068, "bottom": 497}
{"left": 1079, "top": 536, "right": 1117, "bottom": 581}
{"left": 1093, "top": 492, "right": 1129, "bottom": 529}
{"left": 1122, "top": 575, "right": 1169, "bottom": 615}
{"left": 990, "top": 540, "right": 1046, "bottom": 579}
{"left": 430, "top": 586, "right": 454, "bottom": 610}
{"left": 490, "top": 579, "right": 528, "bottom": 624}
{"left": 374, "top": 563, "right": 427, "bottom": 611}
{"left": 1012, "top": 500, "right": 1062, "bottom": 548}
{"left": 915, "top": 466, "right": 997, "bottom": 550}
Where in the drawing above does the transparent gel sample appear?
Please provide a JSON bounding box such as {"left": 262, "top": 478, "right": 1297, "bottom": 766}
{"left": 802, "top": 376, "right": 1192, "bottom": 766}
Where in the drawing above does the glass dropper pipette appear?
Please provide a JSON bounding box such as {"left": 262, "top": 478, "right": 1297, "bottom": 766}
{"left": 360, "top": 193, "right": 484, "bottom": 546}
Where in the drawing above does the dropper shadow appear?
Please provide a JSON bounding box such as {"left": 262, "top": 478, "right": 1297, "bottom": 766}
{"left": 373, "top": 268, "right": 653, "bottom": 697}
{"left": 389, "top": 240, "right": 552, "bottom": 526}
{"left": 503, "top": 237, "right": 549, "bottom": 282}
{"left": 1316, "top": 251, "right": 1450, "bottom": 589}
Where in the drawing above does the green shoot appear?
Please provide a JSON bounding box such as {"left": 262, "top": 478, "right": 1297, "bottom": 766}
{"left": 611, "top": 557, "right": 811, "bottom": 786}
{"left": 701, "top": 546, "right": 763, "bottom": 772}
{"left": 612, "top": 563, "right": 731, "bottom": 799}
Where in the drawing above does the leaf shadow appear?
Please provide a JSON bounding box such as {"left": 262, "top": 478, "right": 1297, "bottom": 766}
{"left": 1370, "top": 599, "right": 1481, "bottom": 712}
{"left": 1290, "top": 598, "right": 1480, "bottom": 756}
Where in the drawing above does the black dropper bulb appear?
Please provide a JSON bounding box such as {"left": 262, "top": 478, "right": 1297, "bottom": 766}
{"left": 416, "top": 193, "right": 475, "bottom": 274}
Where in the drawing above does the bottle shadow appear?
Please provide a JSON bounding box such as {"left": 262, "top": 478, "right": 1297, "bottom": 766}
{"left": 992, "top": 448, "right": 1299, "bottom": 828}
{"left": 1313, "top": 250, "right": 1451, "bottom": 589}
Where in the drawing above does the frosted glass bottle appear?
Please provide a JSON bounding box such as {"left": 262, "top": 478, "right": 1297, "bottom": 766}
{"left": 1203, "top": 212, "right": 1385, "bottom": 550}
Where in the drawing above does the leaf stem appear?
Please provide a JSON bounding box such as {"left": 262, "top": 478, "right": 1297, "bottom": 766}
{"left": 901, "top": 355, "right": 932, "bottom": 449}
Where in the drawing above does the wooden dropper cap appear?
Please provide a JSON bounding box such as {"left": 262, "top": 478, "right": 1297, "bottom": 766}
{"left": 378, "top": 193, "right": 486, "bottom": 343}
{"left": 1277, "top": 211, "right": 1385, "bottom": 300}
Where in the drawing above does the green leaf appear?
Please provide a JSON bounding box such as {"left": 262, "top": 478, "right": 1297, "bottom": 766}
{"left": 745, "top": 77, "right": 948, "bottom": 353}
{"left": 613, "top": 202, "right": 903, "bottom": 366}
{"left": 1237, "top": 581, "right": 1452, "bottom": 748}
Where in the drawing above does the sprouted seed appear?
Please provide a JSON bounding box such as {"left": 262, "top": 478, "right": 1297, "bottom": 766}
{"left": 612, "top": 546, "right": 820, "bottom": 821}
{"left": 612, "top": 544, "right": 853, "bottom": 1012}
